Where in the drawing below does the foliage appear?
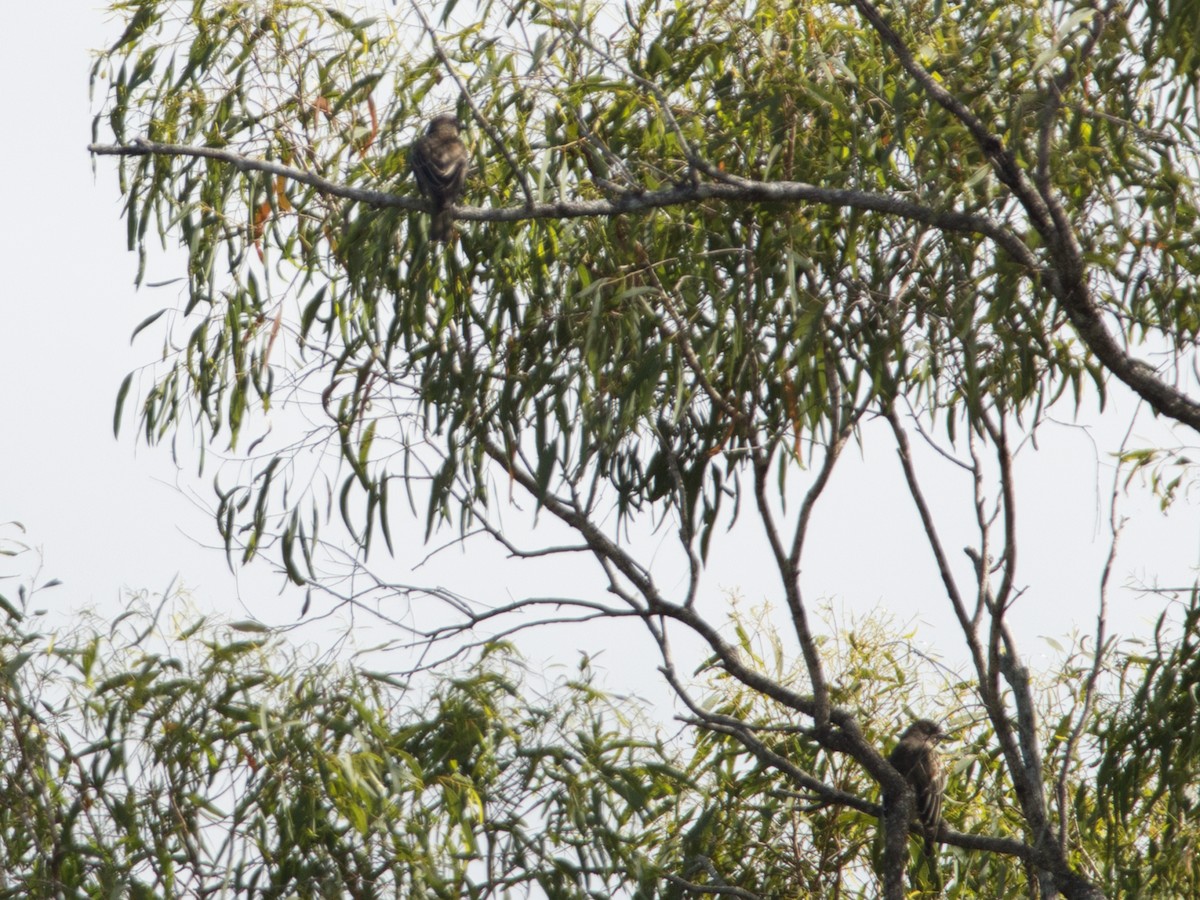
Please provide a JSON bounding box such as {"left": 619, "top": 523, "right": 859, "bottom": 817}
{"left": 0, "top": 591, "right": 686, "bottom": 898}
{"left": 3, "top": 563, "right": 1200, "bottom": 899}
{"left": 1142, "top": 0, "right": 1200, "bottom": 89}
{"left": 1088, "top": 590, "right": 1200, "bottom": 897}
{"left": 91, "top": 0, "right": 1200, "bottom": 559}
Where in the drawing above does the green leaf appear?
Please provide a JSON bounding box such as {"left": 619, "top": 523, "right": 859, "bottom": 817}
{"left": 113, "top": 372, "right": 134, "bottom": 438}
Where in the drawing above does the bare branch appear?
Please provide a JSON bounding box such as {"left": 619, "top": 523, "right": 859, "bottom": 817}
{"left": 751, "top": 449, "right": 832, "bottom": 726}
{"left": 885, "top": 408, "right": 976, "bottom": 647}
{"left": 888, "top": 407, "right": 1088, "bottom": 892}
{"left": 1055, "top": 409, "right": 1133, "bottom": 849}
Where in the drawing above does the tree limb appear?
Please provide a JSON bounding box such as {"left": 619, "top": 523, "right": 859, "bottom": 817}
{"left": 85, "top": 139, "right": 1029, "bottom": 251}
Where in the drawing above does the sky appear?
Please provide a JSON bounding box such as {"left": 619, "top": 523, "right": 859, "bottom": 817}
{"left": 1, "top": 9, "right": 237, "bottom": 601}
{"left": 2, "top": 4, "right": 1198, "bottom": 711}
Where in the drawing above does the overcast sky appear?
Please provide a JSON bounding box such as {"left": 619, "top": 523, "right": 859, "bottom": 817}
{"left": 2, "top": 5, "right": 1198, "bottom": 706}
{"left": 2, "top": 9, "right": 237, "bottom": 603}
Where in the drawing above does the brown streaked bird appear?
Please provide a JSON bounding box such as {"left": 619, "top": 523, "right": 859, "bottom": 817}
{"left": 410, "top": 114, "right": 469, "bottom": 242}
{"left": 886, "top": 718, "right": 946, "bottom": 858}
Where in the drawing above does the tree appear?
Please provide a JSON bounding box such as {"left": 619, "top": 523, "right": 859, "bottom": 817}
{"left": 3, "top": 531, "right": 1198, "bottom": 898}
{"left": 87, "top": 0, "right": 1200, "bottom": 896}
{"left": 3, "top": 538, "right": 1199, "bottom": 899}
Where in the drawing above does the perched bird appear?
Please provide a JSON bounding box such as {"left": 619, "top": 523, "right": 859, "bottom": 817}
{"left": 886, "top": 718, "right": 946, "bottom": 858}
{"left": 410, "top": 114, "right": 469, "bottom": 242}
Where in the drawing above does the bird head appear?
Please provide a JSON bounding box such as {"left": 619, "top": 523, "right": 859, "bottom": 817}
{"left": 426, "top": 114, "right": 462, "bottom": 136}
{"left": 904, "top": 719, "right": 947, "bottom": 743}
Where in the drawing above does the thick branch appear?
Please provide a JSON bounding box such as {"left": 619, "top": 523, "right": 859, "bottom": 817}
{"left": 1049, "top": 272, "right": 1200, "bottom": 433}
{"left": 664, "top": 866, "right": 763, "bottom": 900}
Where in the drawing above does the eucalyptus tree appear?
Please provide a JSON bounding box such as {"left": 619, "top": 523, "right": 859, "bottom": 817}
{"left": 89, "top": 0, "right": 1200, "bottom": 896}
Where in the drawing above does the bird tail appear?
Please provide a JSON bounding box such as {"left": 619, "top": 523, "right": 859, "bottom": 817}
{"left": 430, "top": 208, "right": 454, "bottom": 242}
{"left": 922, "top": 835, "right": 943, "bottom": 892}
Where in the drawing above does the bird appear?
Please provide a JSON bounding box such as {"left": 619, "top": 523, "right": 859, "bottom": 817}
{"left": 886, "top": 718, "right": 946, "bottom": 859}
{"left": 410, "top": 114, "right": 469, "bottom": 242}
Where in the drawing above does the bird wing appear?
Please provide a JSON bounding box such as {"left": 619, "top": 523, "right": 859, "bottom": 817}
{"left": 888, "top": 739, "right": 942, "bottom": 829}
{"left": 412, "top": 138, "right": 468, "bottom": 197}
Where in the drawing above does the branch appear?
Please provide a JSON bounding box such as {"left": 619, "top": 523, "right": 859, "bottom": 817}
{"left": 537, "top": 6, "right": 709, "bottom": 183}
{"left": 637, "top": 255, "right": 745, "bottom": 427}
{"left": 892, "top": 412, "right": 1113, "bottom": 897}
{"left": 663, "top": 655, "right": 875, "bottom": 816}
{"left": 849, "top": 0, "right": 1055, "bottom": 233}
{"left": 665, "top": 863, "right": 763, "bottom": 900}
{"left": 1047, "top": 270, "right": 1200, "bottom": 434}
{"left": 90, "top": 138, "right": 420, "bottom": 207}
{"left": 885, "top": 408, "right": 976, "bottom": 649}
{"left": 86, "top": 139, "right": 1029, "bottom": 249}
{"left": 1037, "top": 2, "right": 1118, "bottom": 190}
{"left": 888, "top": 408, "right": 1058, "bottom": 841}
{"left": 981, "top": 414, "right": 1018, "bottom": 615}
{"left": 751, "top": 449, "right": 830, "bottom": 727}
{"left": 1055, "top": 409, "right": 1132, "bottom": 850}
{"left": 100, "top": 136, "right": 1200, "bottom": 433}
{"left": 476, "top": 435, "right": 901, "bottom": 784}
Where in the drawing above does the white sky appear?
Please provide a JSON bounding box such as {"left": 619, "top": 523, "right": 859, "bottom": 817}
{"left": 2, "top": 5, "right": 1198, "bottom": 711}
{"left": 1, "top": 9, "right": 236, "bottom": 600}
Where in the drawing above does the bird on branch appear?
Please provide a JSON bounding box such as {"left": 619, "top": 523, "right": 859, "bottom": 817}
{"left": 410, "top": 114, "right": 469, "bottom": 242}
{"left": 886, "top": 718, "right": 947, "bottom": 860}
